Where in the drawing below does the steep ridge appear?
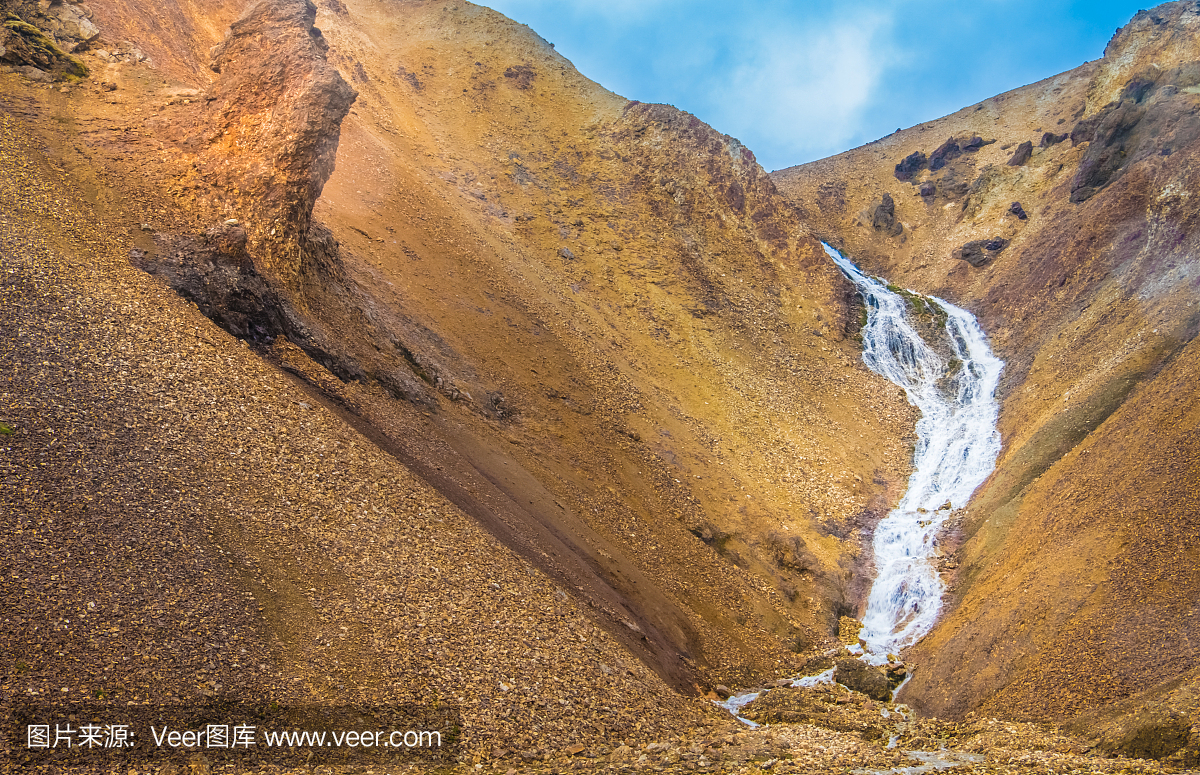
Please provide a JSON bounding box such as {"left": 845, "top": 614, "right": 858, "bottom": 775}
{"left": 0, "top": 0, "right": 707, "bottom": 759}
{"left": 288, "top": 0, "right": 920, "bottom": 687}
{"left": 773, "top": 0, "right": 1200, "bottom": 750}
{"left": 1, "top": 0, "right": 920, "bottom": 750}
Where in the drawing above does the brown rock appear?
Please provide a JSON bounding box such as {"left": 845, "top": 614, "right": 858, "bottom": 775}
{"left": 834, "top": 659, "right": 891, "bottom": 702}
{"left": 1007, "top": 140, "right": 1033, "bottom": 166}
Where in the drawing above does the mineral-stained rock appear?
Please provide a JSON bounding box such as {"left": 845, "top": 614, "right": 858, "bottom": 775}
{"left": 894, "top": 150, "right": 927, "bottom": 181}
{"left": 1007, "top": 140, "right": 1033, "bottom": 166}
{"left": 833, "top": 659, "right": 891, "bottom": 702}
{"left": 176, "top": 0, "right": 357, "bottom": 281}
{"left": 837, "top": 616, "right": 863, "bottom": 645}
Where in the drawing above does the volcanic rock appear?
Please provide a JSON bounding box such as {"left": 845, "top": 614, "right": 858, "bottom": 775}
{"left": 1006, "top": 140, "right": 1033, "bottom": 166}
{"left": 928, "top": 136, "right": 962, "bottom": 170}
{"left": 894, "top": 150, "right": 927, "bottom": 181}
{"left": 957, "top": 238, "right": 1009, "bottom": 267}
{"left": 871, "top": 192, "right": 903, "bottom": 236}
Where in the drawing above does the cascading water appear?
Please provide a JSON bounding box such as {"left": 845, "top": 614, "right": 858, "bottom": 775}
{"left": 822, "top": 243, "right": 1003, "bottom": 659}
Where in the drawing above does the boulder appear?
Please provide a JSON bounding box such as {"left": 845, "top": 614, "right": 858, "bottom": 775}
{"left": 1007, "top": 140, "right": 1033, "bottom": 166}
{"left": 894, "top": 150, "right": 927, "bottom": 182}
{"left": 918, "top": 181, "right": 936, "bottom": 199}
{"left": 557, "top": 246, "right": 576, "bottom": 261}
{"left": 1009, "top": 201, "right": 1028, "bottom": 220}
{"left": 834, "top": 659, "right": 891, "bottom": 701}
{"left": 957, "top": 238, "right": 1009, "bottom": 267}
{"left": 870, "top": 193, "right": 903, "bottom": 237}
{"left": 962, "top": 135, "right": 994, "bottom": 151}
{"left": 928, "top": 136, "right": 962, "bottom": 170}
{"left": 1040, "top": 131, "right": 1068, "bottom": 147}
{"left": 50, "top": 2, "right": 100, "bottom": 49}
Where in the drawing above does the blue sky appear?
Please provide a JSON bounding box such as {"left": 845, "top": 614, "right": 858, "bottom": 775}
{"left": 481, "top": 0, "right": 1150, "bottom": 171}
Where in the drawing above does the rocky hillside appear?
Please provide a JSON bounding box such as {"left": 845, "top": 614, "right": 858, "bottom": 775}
{"left": 4, "top": 0, "right": 1199, "bottom": 768}
{"left": 774, "top": 0, "right": 1200, "bottom": 755}
{"left": 1, "top": 0, "right": 920, "bottom": 764}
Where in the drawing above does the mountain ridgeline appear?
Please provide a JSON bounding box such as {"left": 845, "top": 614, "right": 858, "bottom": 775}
{"left": 1, "top": 0, "right": 1197, "bottom": 767}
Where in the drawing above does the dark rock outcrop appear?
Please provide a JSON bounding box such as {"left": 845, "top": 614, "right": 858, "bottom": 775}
{"left": 928, "top": 136, "right": 962, "bottom": 171}
{"left": 1009, "top": 201, "right": 1028, "bottom": 220}
{"left": 133, "top": 224, "right": 290, "bottom": 343}
{"left": 894, "top": 150, "right": 927, "bottom": 181}
{"left": 1040, "top": 131, "right": 1068, "bottom": 147}
{"left": 1069, "top": 64, "right": 1200, "bottom": 202}
{"left": 871, "top": 193, "right": 903, "bottom": 236}
{"left": 957, "top": 237, "right": 1009, "bottom": 267}
{"left": 1007, "top": 140, "right": 1033, "bottom": 166}
{"left": 918, "top": 181, "right": 936, "bottom": 199}
{"left": 962, "top": 135, "right": 994, "bottom": 151}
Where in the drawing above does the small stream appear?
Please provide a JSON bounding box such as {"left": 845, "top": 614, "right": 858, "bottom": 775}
{"left": 823, "top": 243, "right": 1003, "bottom": 658}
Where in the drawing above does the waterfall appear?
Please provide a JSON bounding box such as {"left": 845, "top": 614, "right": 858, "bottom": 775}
{"left": 823, "top": 243, "right": 1003, "bottom": 658}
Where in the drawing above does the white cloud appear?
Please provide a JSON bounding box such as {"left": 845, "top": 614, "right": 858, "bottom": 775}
{"left": 704, "top": 11, "right": 894, "bottom": 168}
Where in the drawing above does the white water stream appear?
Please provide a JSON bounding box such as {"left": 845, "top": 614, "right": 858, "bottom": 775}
{"left": 823, "top": 244, "right": 1003, "bottom": 658}
{"left": 712, "top": 245, "right": 1003, "bottom": 725}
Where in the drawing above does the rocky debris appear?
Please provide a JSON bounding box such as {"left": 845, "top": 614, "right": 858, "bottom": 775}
{"left": 928, "top": 136, "right": 962, "bottom": 170}
{"left": 1009, "top": 200, "right": 1028, "bottom": 220}
{"left": 834, "top": 658, "right": 892, "bottom": 701}
{"left": 1007, "top": 140, "right": 1034, "bottom": 166}
{"left": 957, "top": 237, "right": 1010, "bottom": 267}
{"left": 894, "top": 150, "right": 927, "bottom": 181}
{"left": 14, "top": 62, "right": 51, "bottom": 80}
{"left": 557, "top": 246, "right": 576, "bottom": 260}
{"left": 871, "top": 192, "right": 903, "bottom": 236}
{"left": 1040, "top": 131, "right": 1068, "bottom": 147}
{"left": 837, "top": 616, "right": 863, "bottom": 644}
{"left": 918, "top": 180, "right": 936, "bottom": 199}
{"left": 1066, "top": 667, "right": 1200, "bottom": 766}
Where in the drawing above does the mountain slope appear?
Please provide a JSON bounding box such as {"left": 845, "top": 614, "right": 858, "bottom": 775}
{"left": 773, "top": 0, "right": 1200, "bottom": 739}
{"left": 1, "top": 0, "right": 917, "bottom": 758}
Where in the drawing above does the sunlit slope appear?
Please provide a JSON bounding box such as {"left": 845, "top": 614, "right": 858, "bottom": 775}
{"left": 774, "top": 0, "right": 1200, "bottom": 724}
{"left": 301, "top": 0, "right": 918, "bottom": 683}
